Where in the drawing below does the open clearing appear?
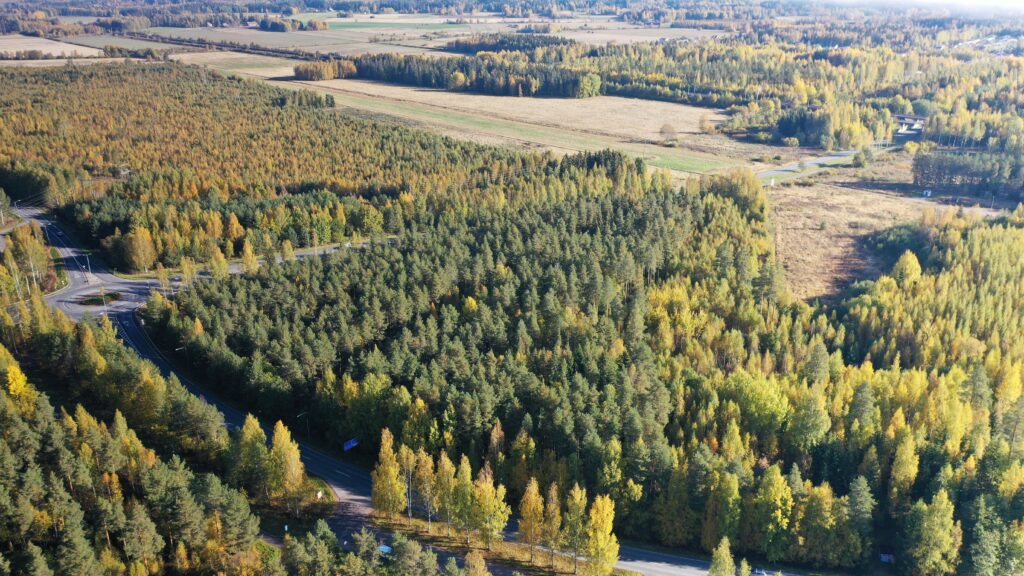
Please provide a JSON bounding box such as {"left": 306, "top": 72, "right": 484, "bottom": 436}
{"left": 145, "top": 25, "right": 445, "bottom": 56}
{"left": 171, "top": 51, "right": 299, "bottom": 77}
{"left": 312, "top": 77, "right": 725, "bottom": 144}
{"left": 0, "top": 34, "right": 103, "bottom": 57}
{"left": 0, "top": 57, "right": 138, "bottom": 67}
{"left": 173, "top": 50, "right": 747, "bottom": 173}
{"left": 769, "top": 152, "right": 994, "bottom": 301}
{"left": 144, "top": 13, "right": 719, "bottom": 57}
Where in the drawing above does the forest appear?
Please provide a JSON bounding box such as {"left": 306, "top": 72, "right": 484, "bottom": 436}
{"left": 0, "top": 289, "right": 512, "bottom": 575}
{"left": 143, "top": 156, "right": 1024, "bottom": 576}
{"left": 3, "top": 58, "right": 1023, "bottom": 573}
{"left": 0, "top": 64, "right": 603, "bottom": 270}
{"left": 1, "top": 0, "right": 1024, "bottom": 573}
{"left": 0, "top": 201, "right": 60, "bottom": 306}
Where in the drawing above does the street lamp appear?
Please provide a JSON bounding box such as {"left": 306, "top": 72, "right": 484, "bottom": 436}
{"left": 297, "top": 411, "right": 311, "bottom": 439}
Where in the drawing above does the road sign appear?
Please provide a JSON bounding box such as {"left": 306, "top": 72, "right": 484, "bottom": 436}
{"left": 343, "top": 438, "right": 359, "bottom": 452}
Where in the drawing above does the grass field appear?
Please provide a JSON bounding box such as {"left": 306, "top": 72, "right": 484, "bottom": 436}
{"left": 145, "top": 25, "right": 444, "bottom": 56}
{"left": 65, "top": 34, "right": 181, "bottom": 50}
{"left": 768, "top": 152, "right": 995, "bottom": 301}
{"left": 0, "top": 34, "right": 103, "bottom": 57}
{"left": 0, "top": 57, "right": 137, "bottom": 68}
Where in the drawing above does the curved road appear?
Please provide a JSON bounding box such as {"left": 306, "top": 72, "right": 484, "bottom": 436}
{"left": 17, "top": 205, "right": 796, "bottom": 576}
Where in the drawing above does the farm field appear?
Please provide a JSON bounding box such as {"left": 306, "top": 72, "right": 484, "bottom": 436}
{"left": 173, "top": 50, "right": 741, "bottom": 173}
{"left": 169, "top": 51, "right": 298, "bottom": 77}
{"left": 144, "top": 25, "right": 449, "bottom": 55}
{"left": 143, "top": 13, "right": 718, "bottom": 56}
{"left": 309, "top": 77, "right": 725, "bottom": 144}
{"left": 0, "top": 57, "right": 134, "bottom": 67}
{"left": 65, "top": 34, "right": 181, "bottom": 50}
{"left": 0, "top": 34, "right": 103, "bottom": 57}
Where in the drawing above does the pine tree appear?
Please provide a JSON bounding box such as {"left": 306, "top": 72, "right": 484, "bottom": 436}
{"left": 371, "top": 428, "right": 407, "bottom": 519}
{"left": 122, "top": 502, "right": 164, "bottom": 565}
{"left": 21, "top": 543, "right": 53, "bottom": 576}
{"left": 518, "top": 477, "right": 544, "bottom": 562}
{"left": 586, "top": 494, "right": 619, "bottom": 576}
{"left": 847, "top": 476, "right": 875, "bottom": 552}
{"left": 966, "top": 496, "right": 1000, "bottom": 576}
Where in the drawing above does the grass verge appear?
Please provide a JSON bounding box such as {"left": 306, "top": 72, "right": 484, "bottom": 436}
{"left": 373, "top": 514, "right": 642, "bottom": 576}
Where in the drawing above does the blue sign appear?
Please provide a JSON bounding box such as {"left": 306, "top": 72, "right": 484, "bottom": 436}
{"left": 343, "top": 438, "right": 359, "bottom": 452}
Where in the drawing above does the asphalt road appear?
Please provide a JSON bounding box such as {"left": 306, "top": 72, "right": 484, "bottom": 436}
{"left": 15, "top": 205, "right": 799, "bottom": 576}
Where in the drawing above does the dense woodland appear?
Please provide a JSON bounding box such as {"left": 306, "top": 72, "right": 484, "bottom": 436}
{"left": 145, "top": 159, "right": 1024, "bottom": 575}
{"left": 0, "top": 339, "right": 270, "bottom": 575}
{"left": 3, "top": 58, "right": 1024, "bottom": 573}
{"left": 2, "top": 1, "right": 1024, "bottom": 574}
{"left": 0, "top": 64, "right": 602, "bottom": 270}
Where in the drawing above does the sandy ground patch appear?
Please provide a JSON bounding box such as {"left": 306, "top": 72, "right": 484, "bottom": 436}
{"left": 0, "top": 34, "right": 103, "bottom": 57}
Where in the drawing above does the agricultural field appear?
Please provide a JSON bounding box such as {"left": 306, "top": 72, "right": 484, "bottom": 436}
{"left": 64, "top": 34, "right": 181, "bottom": 51}
{"left": 144, "top": 24, "right": 448, "bottom": 55}
{"left": 169, "top": 51, "right": 298, "bottom": 77}
{"left": 0, "top": 57, "right": 135, "bottom": 67}
{"left": 143, "top": 12, "right": 717, "bottom": 57}
{"left": 310, "top": 77, "right": 724, "bottom": 144}
{"left": 0, "top": 34, "right": 103, "bottom": 57}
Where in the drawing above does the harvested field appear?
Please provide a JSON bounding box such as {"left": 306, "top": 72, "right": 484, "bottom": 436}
{"left": 145, "top": 13, "right": 724, "bottom": 58}
{"left": 556, "top": 24, "right": 721, "bottom": 45}
{"left": 314, "top": 77, "right": 726, "bottom": 144}
{"left": 171, "top": 51, "right": 299, "bottom": 77}
{"left": 65, "top": 34, "right": 181, "bottom": 51}
{"left": 0, "top": 34, "right": 103, "bottom": 57}
{"left": 145, "top": 25, "right": 449, "bottom": 55}
{"left": 0, "top": 57, "right": 137, "bottom": 67}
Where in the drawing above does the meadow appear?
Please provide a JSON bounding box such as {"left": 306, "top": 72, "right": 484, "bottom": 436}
{"left": 0, "top": 34, "right": 103, "bottom": 57}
